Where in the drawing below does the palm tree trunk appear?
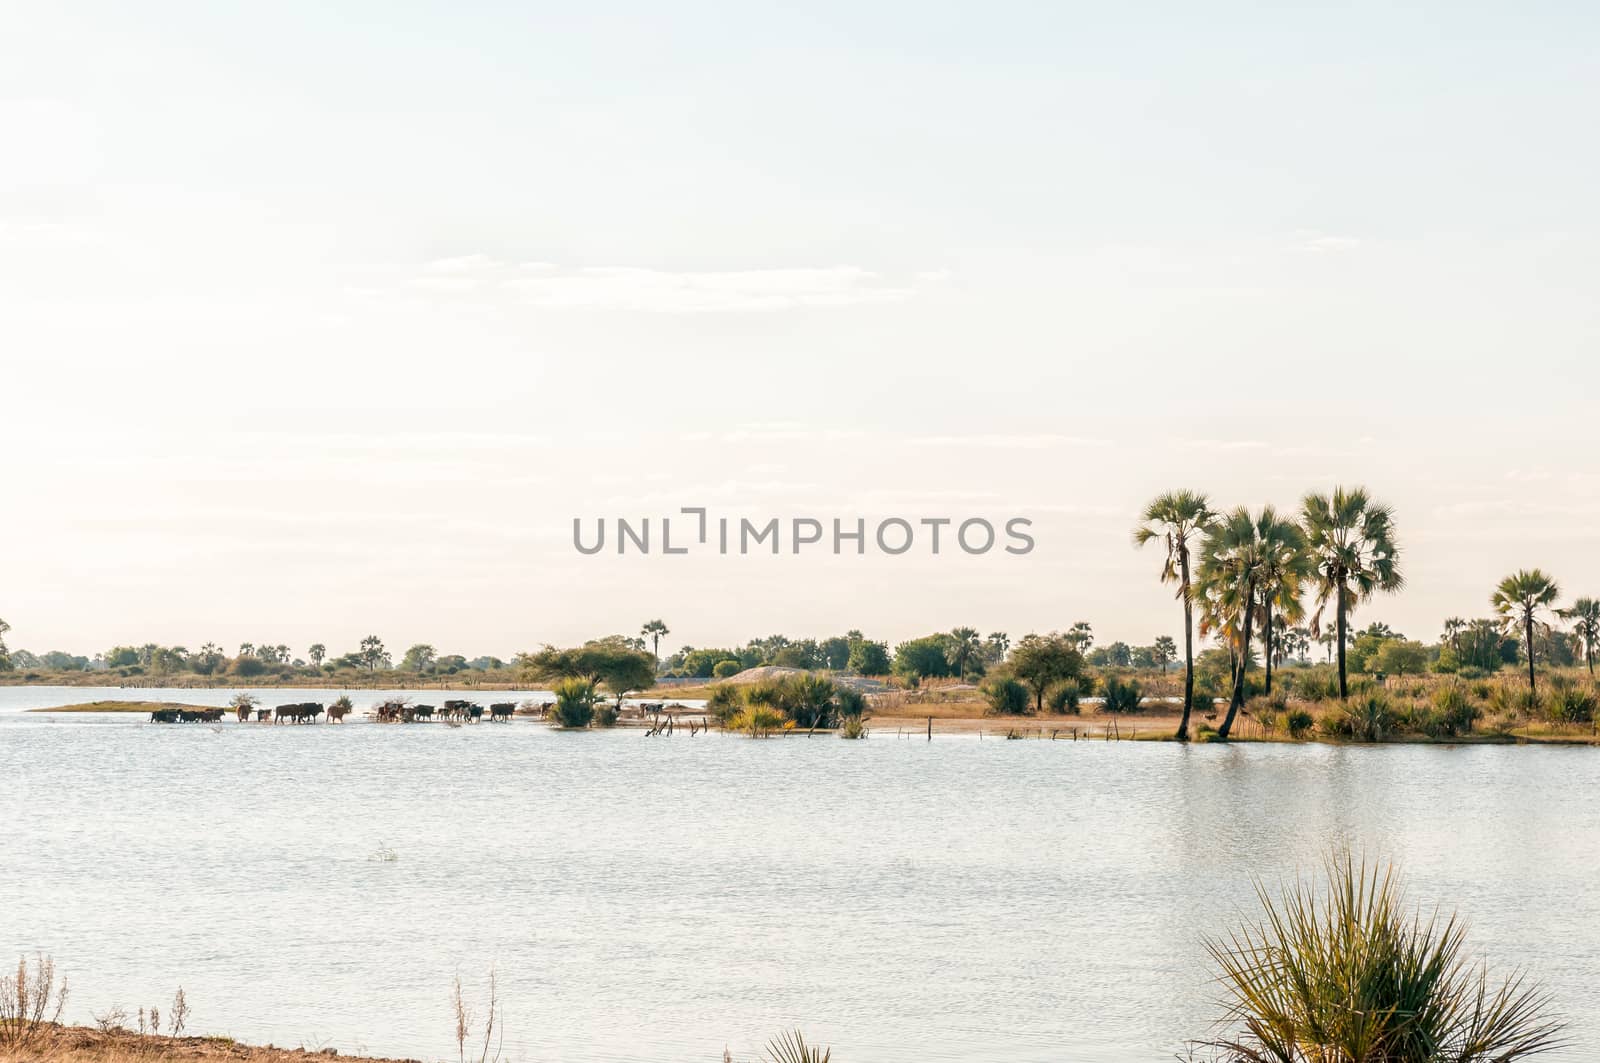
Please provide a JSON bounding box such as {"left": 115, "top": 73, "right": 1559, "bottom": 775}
{"left": 1178, "top": 553, "right": 1195, "bottom": 742}
{"left": 1261, "top": 596, "right": 1274, "bottom": 696}
{"left": 1526, "top": 613, "right": 1537, "bottom": 697}
{"left": 1219, "top": 581, "right": 1255, "bottom": 739}
{"left": 1336, "top": 581, "right": 1349, "bottom": 700}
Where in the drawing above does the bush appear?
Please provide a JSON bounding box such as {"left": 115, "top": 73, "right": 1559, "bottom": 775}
{"left": 1200, "top": 852, "right": 1563, "bottom": 1062}
{"left": 548, "top": 677, "right": 598, "bottom": 728}
{"left": 706, "top": 684, "right": 745, "bottom": 725}
{"left": 1100, "top": 675, "right": 1143, "bottom": 714}
{"left": 1321, "top": 693, "right": 1393, "bottom": 742}
{"left": 1046, "top": 679, "right": 1083, "bottom": 714}
{"left": 746, "top": 673, "right": 840, "bottom": 728}
{"left": 1423, "top": 681, "right": 1479, "bottom": 738}
{"left": 1544, "top": 678, "right": 1597, "bottom": 725}
{"left": 833, "top": 686, "right": 868, "bottom": 720}
{"left": 979, "top": 675, "right": 1031, "bottom": 716}
{"left": 593, "top": 703, "right": 619, "bottom": 727}
{"left": 839, "top": 715, "right": 868, "bottom": 740}
{"left": 730, "top": 706, "right": 786, "bottom": 737}
{"left": 712, "top": 659, "right": 742, "bottom": 679}
{"left": 1285, "top": 707, "right": 1315, "bottom": 738}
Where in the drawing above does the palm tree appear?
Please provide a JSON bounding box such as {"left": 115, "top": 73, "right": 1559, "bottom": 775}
{"left": 308, "top": 643, "right": 326, "bottom": 668}
{"left": 1068, "top": 621, "right": 1094, "bottom": 655}
{"left": 985, "top": 631, "right": 1010, "bottom": 664}
{"left": 1134, "top": 490, "right": 1218, "bottom": 741}
{"left": 1442, "top": 616, "right": 1467, "bottom": 662}
{"left": 1300, "top": 487, "right": 1403, "bottom": 699}
{"left": 1250, "top": 508, "right": 1310, "bottom": 696}
{"left": 1152, "top": 635, "right": 1177, "bottom": 674}
{"left": 946, "top": 627, "right": 982, "bottom": 678}
{"left": 640, "top": 619, "right": 670, "bottom": 662}
{"left": 1493, "top": 570, "right": 1561, "bottom": 697}
{"left": 1196, "top": 507, "right": 1265, "bottom": 739}
{"left": 1558, "top": 597, "right": 1600, "bottom": 675}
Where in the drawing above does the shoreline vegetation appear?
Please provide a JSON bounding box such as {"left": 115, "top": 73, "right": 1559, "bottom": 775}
{"left": 3, "top": 847, "right": 1565, "bottom": 1062}
{"left": 3, "top": 484, "right": 1598, "bottom": 746}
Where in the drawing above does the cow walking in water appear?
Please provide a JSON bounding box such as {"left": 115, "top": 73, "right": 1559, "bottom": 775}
{"left": 326, "top": 703, "right": 350, "bottom": 723}
{"left": 489, "top": 702, "right": 515, "bottom": 722}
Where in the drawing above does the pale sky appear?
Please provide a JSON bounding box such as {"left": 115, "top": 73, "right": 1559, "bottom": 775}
{"left": 4, "top": 2, "right": 1598, "bottom": 661}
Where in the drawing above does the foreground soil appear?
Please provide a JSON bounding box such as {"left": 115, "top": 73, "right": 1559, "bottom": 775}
{"left": 0, "top": 1025, "right": 417, "bottom": 1063}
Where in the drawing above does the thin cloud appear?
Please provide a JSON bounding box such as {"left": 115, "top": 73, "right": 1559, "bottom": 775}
{"left": 408, "top": 256, "right": 937, "bottom": 313}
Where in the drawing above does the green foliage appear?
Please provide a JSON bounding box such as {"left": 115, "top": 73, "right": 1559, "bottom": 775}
{"left": 1543, "top": 677, "right": 1597, "bottom": 724}
{"left": 1046, "top": 679, "right": 1084, "bottom": 714}
{"left": 548, "top": 676, "right": 599, "bottom": 728}
{"left": 730, "top": 705, "right": 787, "bottom": 737}
{"left": 593, "top": 702, "right": 620, "bottom": 727}
{"left": 1008, "top": 633, "right": 1089, "bottom": 713}
{"left": 706, "top": 684, "right": 745, "bottom": 724}
{"left": 1321, "top": 693, "right": 1394, "bottom": 742}
{"left": 1201, "top": 851, "right": 1562, "bottom": 1062}
{"left": 1372, "top": 639, "right": 1428, "bottom": 677}
{"left": 1285, "top": 707, "right": 1315, "bottom": 738}
{"left": 839, "top": 715, "right": 869, "bottom": 739}
{"left": 1417, "top": 681, "right": 1479, "bottom": 738}
{"left": 230, "top": 655, "right": 266, "bottom": 677}
{"left": 747, "top": 673, "right": 840, "bottom": 728}
{"left": 979, "top": 675, "right": 1031, "bottom": 716}
{"left": 680, "top": 647, "right": 741, "bottom": 677}
{"left": 712, "top": 659, "right": 742, "bottom": 679}
{"left": 519, "top": 638, "right": 657, "bottom": 700}
{"left": 891, "top": 634, "right": 955, "bottom": 681}
{"left": 765, "top": 1029, "right": 831, "bottom": 1063}
{"left": 1100, "top": 675, "right": 1143, "bottom": 713}
{"left": 847, "top": 639, "right": 891, "bottom": 675}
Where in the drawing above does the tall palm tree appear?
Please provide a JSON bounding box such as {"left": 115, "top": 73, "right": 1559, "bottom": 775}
{"left": 1441, "top": 617, "right": 1467, "bottom": 662}
{"left": 1196, "top": 507, "right": 1265, "bottom": 739}
{"left": 986, "top": 631, "right": 1010, "bottom": 664}
{"left": 1300, "top": 487, "right": 1403, "bottom": 700}
{"left": 1134, "top": 490, "right": 1217, "bottom": 741}
{"left": 640, "top": 619, "right": 670, "bottom": 662}
{"left": 1068, "top": 621, "right": 1094, "bottom": 655}
{"left": 946, "top": 627, "right": 982, "bottom": 678}
{"left": 1250, "top": 508, "right": 1310, "bottom": 696}
{"left": 1558, "top": 597, "right": 1600, "bottom": 675}
{"left": 1493, "top": 570, "right": 1561, "bottom": 697}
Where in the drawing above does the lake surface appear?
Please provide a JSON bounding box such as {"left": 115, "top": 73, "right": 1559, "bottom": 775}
{"left": 4, "top": 686, "right": 1598, "bottom": 1061}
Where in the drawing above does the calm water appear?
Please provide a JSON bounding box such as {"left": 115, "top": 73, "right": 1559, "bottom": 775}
{"left": 3, "top": 686, "right": 1597, "bottom": 1061}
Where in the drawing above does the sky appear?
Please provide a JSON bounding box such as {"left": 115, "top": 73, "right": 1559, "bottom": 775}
{"left": 3, "top": 2, "right": 1599, "bottom": 661}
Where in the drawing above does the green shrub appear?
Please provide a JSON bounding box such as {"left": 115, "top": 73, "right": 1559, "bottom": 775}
{"left": 839, "top": 715, "right": 868, "bottom": 740}
{"left": 548, "top": 677, "right": 598, "bottom": 728}
{"left": 1544, "top": 678, "right": 1597, "bottom": 724}
{"left": 746, "top": 673, "right": 840, "bottom": 728}
{"left": 1321, "top": 693, "right": 1393, "bottom": 742}
{"left": 730, "top": 705, "right": 786, "bottom": 737}
{"left": 1100, "top": 675, "right": 1143, "bottom": 714}
{"left": 706, "top": 684, "right": 745, "bottom": 725}
{"left": 979, "top": 675, "right": 1031, "bottom": 716}
{"left": 593, "top": 703, "right": 619, "bottom": 727}
{"left": 1285, "top": 707, "right": 1315, "bottom": 739}
{"left": 834, "top": 686, "right": 868, "bottom": 719}
{"left": 1422, "top": 681, "right": 1479, "bottom": 738}
{"left": 712, "top": 659, "right": 742, "bottom": 679}
{"left": 1288, "top": 665, "right": 1340, "bottom": 702}
{"left": 1046, "top": 679, "right": 1083, "bottom": 714}
{"left": 1201, "top": 851, "right": 1563, "bottom": 1062}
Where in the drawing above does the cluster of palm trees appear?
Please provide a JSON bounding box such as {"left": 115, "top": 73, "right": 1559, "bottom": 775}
{"left": 1136, "top": 487, "right": 1402, "bottom": 741}
{"left": 1137, "top": 488, "right": 1600, "bottom": 741}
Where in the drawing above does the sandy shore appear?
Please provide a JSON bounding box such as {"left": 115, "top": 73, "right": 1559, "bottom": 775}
{"left": 0, "top": 1025, "right": 417, "bottom": 1063}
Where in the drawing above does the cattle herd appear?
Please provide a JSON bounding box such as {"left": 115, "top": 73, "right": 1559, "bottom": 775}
{"left": 149, "top": 698, "right": 516, "bottom": 725}
{"left": 372, "top": 699, "right": 518, "bottom": 723}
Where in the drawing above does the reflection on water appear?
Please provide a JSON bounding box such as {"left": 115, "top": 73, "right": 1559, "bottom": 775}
{"left": 3, "top": 687, "right": 1597, "bottom": 1061}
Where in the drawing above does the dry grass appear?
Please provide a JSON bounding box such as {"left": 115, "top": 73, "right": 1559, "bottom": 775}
{"left": 0, "top": 1025, "right": 421, "bottom": 1063}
